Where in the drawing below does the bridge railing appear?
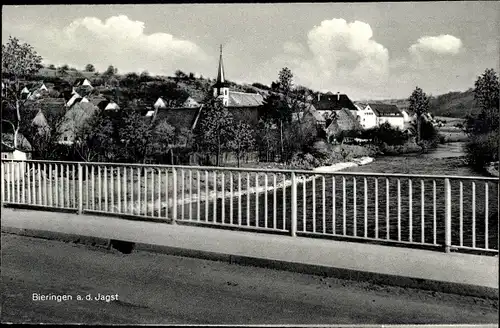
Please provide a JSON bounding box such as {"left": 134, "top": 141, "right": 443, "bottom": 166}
{"left": 1, "top": 159, "right": 498, "bottom": 254}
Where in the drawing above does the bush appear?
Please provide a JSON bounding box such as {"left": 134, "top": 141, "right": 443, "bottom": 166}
{"left": 466, "top": 130, "right": 499, "bottom": 168}
{"left": 361, "top": 122, "right": 409, "bottom": 146}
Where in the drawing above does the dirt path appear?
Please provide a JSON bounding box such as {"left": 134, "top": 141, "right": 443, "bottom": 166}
{"left": 1, "top": 233, "right": 497, "bottom": 325}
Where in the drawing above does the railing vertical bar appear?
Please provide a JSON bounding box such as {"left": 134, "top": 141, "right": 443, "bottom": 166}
{"left": 32, "top": 163, "right": 36, "bottom": 205}
{"left": 104, "top": 166, "right": 108, "bottom": 212}
{"left": 1, "top": 162, "right": 5, "bottom": 203}
{"left": 397, "top": 178, "right": 401, "bottom": 241}
{"left": 264, "top": 174, "right": 268, "bottom": 228}
{"left": 37, "top": 163, "right": 42, "bottom": 205}
{"left": 290, "top": 172, "right": 297, "bottom": 236}
{"left": 353, "top": 177, "right": 357, "bottom": 237}
{"left": 238, "top": 172, "right": 242, "bottom": 226}
{"left": 282, "top": 173, "right": 286, "bottom": 231}
{"left": 303, "top": 175, "right": 307, "bottom": 232}
{"left": 213, "top": 171, "right": 217, "bottom": 223}
{"left": 221, "top": 171, "right": 225, "bottom": 223}
{"left": 97, "top": 166, "right": 101, "bottom": 211}
{"left": 110, "top": 167, "right": 114, "bottom": 213}
{"left": 15, "top": 161, "right": 20, "bottom": 203}
{"left": 343, "top": 177, "right": 346, "bottom": 236}
{"left": 322, "top": 176, "right": 326, "bottom": 234}
{"left": 386, "top": 178, "right": 390, "bottom": 240}
{"left": 156, "top": 169, "right": 161, "bottom": 217}
{"left": 41, "top": 163, "right": 45, "bottom": 205}
{"left": 229, "top": 172, "right": 233, "bottom": 224}
{"left": 205, "top": 171, "right": 209, "bottom": 221}
{"left": 189, "top": 170, "right": 193, "bottom": 220}
{"left": 59, "top": 164, "right": 64, "bottom": 208}
{"left": 421, "top": 180, "right": 425, "bottom": 244}
{"left": 197, "top": 171, "right": 201, "bottom": 222}
{"left": 123, "top": 167, "right": 127, "bottom": 214}
{"left": 472, "top": 182, "right": 476, "bottom": 248}
{"left": 129, "top": 167, "right": 134, "bottom": 215}
{"left": 144, "top": 168, "right": 148, "bottom": 216}
{"left": 181, "top": 169, "right": 185, "bottom": 220}
{"left": 172, "top": 168, "right": 177, "bottom": 223}
{"left": 27, "top": 162, "right": 31, "bottom": 204}
{"left": 91, "top": 166, "right": 95, "bottom": 210}
{"left": 73, "top": 165, "right": 77, "bottom": 209}
{"left": 246, "top": 173, "right": 250, "bottom": 226}
{"left": 332, "top": 177, "right": 336, "bottom": 235}
{"left": 117, "top": 167, "right": 121, "bottom": 213}
{"left": 255, "top": 173, "right": 259, "bottom": 227}
{"left": 433, "top": 180, "right": 437, "bottom": 245}
{"left": 485, "top": 182, "right": 489, "bottom": 250}
{"left": 312, "top": 175, "right": 316, "bottom": 233}
{"left": 164, "top": 168, "right": 168, "bottom": 218}
{"left": 273, "top": 174, "right": 277, "bottom": 229}
{"left": 6, "top": 162, "right": 11, "bottom": 202}
{"left": 66, "top": 164, "right": 70, "bottom": 208}
{"left": 136, "top": 167, "right": 141, "bottom": 216}
{"left": 85, "top": 166, "right": 89, "bottom": 210}
{"left": 149, "top": 168, "right": 154, "bottom": 217}
{"left": 363, "top": 177, "right": 367, "bottom": 238}
{"left": 409, "top": 179, "right": 413, "bottom": 243}
{"left": 459, "top": 181, "right": 463, "bottom": 246}
{"left": 375, "top": 178, "right": 378, "bottom": 239}
{"left": 444, "top": 178, "right": 452, "bottom": 253}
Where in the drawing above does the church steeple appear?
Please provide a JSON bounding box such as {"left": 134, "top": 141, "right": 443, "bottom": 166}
{"left": 213, "top": 44, "right": 230, "bottom": 105}
{"left": 216, "top": 44, "right": 225, "bottom": 84}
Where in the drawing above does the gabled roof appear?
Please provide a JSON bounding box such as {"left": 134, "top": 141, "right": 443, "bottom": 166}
{"left": 367, "top": 103, "right": 403, "bottom": 117}
{"left": 152, "top": 106, "right": 202, "bottom": 131}
{"left": 325, "top": 108, "right": 362, "bottom": 135}
{"left": 313, "top": 93, "right": 357, "bottom": 112}
{"left": 227, "top": 91, "right": 264, "bottom": 107}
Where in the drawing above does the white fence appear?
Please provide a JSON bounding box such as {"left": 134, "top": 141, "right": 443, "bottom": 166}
{"left": 1, "top": 159, "right": 498, "bottom": 254}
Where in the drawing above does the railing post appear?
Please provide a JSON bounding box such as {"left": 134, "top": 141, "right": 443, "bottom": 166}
{"left": 444, "top": 178, "right": 452, "bottom": 253}
{"left": 78, "top": 163, "right": 83, "bottom": 214}
{"left": 291, "top": 172, "right": 297, "bottom": 237}
{"left": 172, "top": 167, "right": 177, "bottom": 224}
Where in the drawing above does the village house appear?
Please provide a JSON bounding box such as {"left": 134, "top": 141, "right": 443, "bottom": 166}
{"left": 364, "top": 103, "right": 405, "bottom": 130}
{"left": 352, "top": 102, "right": 377, "bottom": 130}
{"left": 73, "top": 78, "right": 93, "bottom": 89}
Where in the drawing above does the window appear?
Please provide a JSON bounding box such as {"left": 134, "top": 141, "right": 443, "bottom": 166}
{"left": 2, "top": 154, "right": 8, "bottom": 159}
{"left": 63, "top": 136, "right": 69, "bottom": 141}
{"left": 224, "top": 89, "right": 227, "bottom": 96}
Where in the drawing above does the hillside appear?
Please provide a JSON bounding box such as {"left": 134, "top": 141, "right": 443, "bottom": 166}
{"left": 371, "top": 89, "right": 481, "bottom": 118}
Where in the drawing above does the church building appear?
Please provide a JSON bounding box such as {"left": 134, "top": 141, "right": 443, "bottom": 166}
{"left": 211, "top": 45, "right": 264, "bottom": 126}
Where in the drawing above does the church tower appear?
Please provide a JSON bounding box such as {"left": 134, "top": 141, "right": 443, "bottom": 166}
{"left": 213, "top": 45, "right": 230, "bottom": 106}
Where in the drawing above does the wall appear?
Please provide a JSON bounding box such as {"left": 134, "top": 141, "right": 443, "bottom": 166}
{"left": 377, "top": 116, "right": 405, "bottom": 130}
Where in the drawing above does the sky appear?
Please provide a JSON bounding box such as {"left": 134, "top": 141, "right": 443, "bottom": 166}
{"left": 2, "top": 2, "right": 499, "bottom": 100}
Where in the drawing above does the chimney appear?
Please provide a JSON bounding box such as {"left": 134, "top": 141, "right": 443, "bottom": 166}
{"left": 317, "top": 93, "right": 320, "bottom": 101}
{"left": 337, "top": 92, "right": 340, "bottom": 101}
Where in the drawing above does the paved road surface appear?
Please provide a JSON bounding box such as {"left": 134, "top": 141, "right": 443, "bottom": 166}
{"left": 1, "top": 233, "right": 497, "bottom": 325}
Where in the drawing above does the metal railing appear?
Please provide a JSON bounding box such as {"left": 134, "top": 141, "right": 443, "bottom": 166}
{"left": 1, "top": 159, "right": 498, "bottom": 254}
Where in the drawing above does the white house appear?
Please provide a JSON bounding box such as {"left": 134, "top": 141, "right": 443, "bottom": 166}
{"left": 80, "top": 96, "right": 89, "bottom": 103}
{"left": 74, "top": 78, "right": 93, "bottom": 89}
{"left": 401, "top": 109, "right": 412, "bottom": 123}
{"left": 104, "top": 101, "right": 120, "bottom": 110}
{"left": 154, "top": 97, "right": 168, "bottom": 110}
{"left": 366, "top": 103, "right": 405, "bottom": 130}
{"left": 352, "top": 103, "right": 377, "bottom": 129}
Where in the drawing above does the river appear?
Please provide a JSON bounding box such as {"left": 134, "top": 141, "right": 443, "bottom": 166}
{"left": 341, "top": 142, "right": 487, "bottom": 177}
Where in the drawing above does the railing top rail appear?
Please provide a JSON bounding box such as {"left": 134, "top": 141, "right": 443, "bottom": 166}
{"left": 1, "top": 158, "right": 498, "bottom": 182}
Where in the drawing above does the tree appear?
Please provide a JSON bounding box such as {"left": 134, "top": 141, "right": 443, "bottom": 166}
{"left": 408, "top": 86, "right": 430, "bottom": 143}
{"left": 74, "top": 111, "right": 116, "bottom": 162}
{"left": 115, "top": 108, "right": 152, "bottom": 163}
{"left": 85, "top": 64, "right": 95, "bottom": 72}
{"left": 277, "top": 67, "right": 293, "bottom": 95}
{"left": 465, "top": 68, "right": 500, "bottom": 168}
{"left": 57, "top": 64, "right": 69, "bottom": 77}
{"left": 48, "top": 64, "right": 56, "bottom": 70}
{"left": 103, "top": 65, "right": 118, "bottom": 77}
{"left": 229, "top": 121, "right": 255, "bottom": 167}
{"left": 1, "top": 36, "right": 43, "bottom": 149}
{"left": 195, "top": 99, "right": 234, "bottom": 166}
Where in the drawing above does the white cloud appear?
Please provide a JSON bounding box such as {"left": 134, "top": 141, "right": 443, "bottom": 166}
{"left": 254, "top": 18, "right": 390, "bottom": 99}
{"left": 40, "top": 15, "right": 210, "bottom": 75}
{"left": 409, "top": 34, "right": 463, "bottom": 56}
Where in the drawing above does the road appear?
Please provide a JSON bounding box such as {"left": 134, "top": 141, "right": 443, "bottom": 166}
{"left": 1, "top": 233, "right": 497, "bottom": 325}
